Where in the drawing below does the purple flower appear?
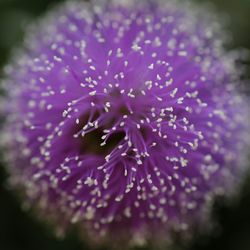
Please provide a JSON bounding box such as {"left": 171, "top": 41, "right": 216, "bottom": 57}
{"left": 2, "top": 0, "right": 250, "bottom": 248}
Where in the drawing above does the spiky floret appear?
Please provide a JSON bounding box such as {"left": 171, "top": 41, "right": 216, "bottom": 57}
{"left": 2, "top": 0, "right": 250, "bottom": 248}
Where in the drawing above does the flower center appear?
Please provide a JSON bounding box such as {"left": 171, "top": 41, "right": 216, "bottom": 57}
{"left": 79, "top": 128, "right": 126, "bottom": 156}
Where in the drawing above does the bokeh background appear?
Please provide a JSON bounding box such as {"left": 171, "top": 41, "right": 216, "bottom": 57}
{"left": 0, "top": 0, "right": 250, "bottom": 250}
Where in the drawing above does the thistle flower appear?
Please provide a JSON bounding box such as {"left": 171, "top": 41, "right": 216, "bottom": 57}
{"left": 2, "top": 0, "right": 250, "bottom": 248}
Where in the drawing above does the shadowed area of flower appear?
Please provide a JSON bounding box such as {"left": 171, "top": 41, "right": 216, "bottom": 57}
{"left": 1, "top": 0, "right": 250, "bottom": 248}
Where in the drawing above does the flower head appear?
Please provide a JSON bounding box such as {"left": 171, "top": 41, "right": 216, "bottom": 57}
{"left": 2, "top": 0, "right": 250, "bottom": 248}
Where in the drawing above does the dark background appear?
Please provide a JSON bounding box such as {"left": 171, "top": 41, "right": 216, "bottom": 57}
{"left": 0, "top": 0, "right": 250, "bottom": 250}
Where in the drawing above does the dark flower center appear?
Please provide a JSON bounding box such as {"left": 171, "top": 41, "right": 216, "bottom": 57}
{"left": 79, "top": 128, "right": 125, "bottom": 155}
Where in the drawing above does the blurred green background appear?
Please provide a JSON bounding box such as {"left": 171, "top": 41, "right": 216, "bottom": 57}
{"left": 0, "top": 0, "right": 250, "bottom": 250}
